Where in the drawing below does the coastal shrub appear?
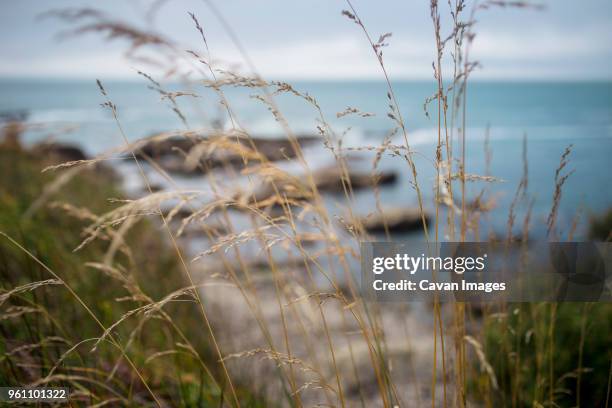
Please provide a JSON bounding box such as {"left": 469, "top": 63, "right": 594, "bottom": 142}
{"left": 472, "top": 303, "right": 612, "bottom": 407}
{"left": 0, "top": 143, "right": 266, "bottom": 406}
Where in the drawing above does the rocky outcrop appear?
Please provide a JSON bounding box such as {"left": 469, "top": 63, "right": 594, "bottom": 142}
{"left": 134, "top": 133, "right": 320, "bottom": 175}
{"left": 356, "top": 207, "right": 430, "bottom": 233}
{"left": 33, "top": 142, "right": 88, "bottom": 162}
{"left": 313, "top": 165, "right": 397, "bottom": 192}
{"left": 233, "top": 166, "right": 399, "bottom": 208}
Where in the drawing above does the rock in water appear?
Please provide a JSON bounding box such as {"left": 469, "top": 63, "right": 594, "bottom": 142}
{"left": 357, "top": 208, "right": 430, "bottom": 233}
{"left": 33, "top": 142, "right": 88, "bottom": 162}
{"left": 313, "top": 166, "right": 397, "bottom": 192}
{"left": 234, "top": 166, "right": 399, "bottom": 207}
{"left": 134, "top": 133, "right": 320, "bottom": 175}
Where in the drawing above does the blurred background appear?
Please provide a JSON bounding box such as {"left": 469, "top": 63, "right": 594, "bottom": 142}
{"left": 1, "top": 0, "right": 611, "bottom": 240}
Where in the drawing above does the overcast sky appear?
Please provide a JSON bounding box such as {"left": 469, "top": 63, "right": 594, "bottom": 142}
{"left": 1, "top": 0, "right": 611, "bottom": 80}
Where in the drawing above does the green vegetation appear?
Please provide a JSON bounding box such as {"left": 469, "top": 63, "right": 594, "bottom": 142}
{"left": 590, "top": 208, "right": 612, "bottom": 241}
{"left": 473, "top": 303, "right": 612, "bottom": 407}
{"left": 0, "top": 144, "right": 266, "bottom": 407}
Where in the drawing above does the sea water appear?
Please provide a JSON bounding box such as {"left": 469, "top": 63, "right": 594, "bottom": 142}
{"left": 1, "top": 78, "right": 610, "bottom": 240}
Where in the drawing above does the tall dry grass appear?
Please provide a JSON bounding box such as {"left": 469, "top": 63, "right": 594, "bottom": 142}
{"left": 1, "top": 1, "right": 610, "bottom": 407}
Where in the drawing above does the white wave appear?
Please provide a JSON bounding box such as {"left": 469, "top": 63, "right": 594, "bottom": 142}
{"left": 28, "top": 108, "right": 110, "bottom": 123}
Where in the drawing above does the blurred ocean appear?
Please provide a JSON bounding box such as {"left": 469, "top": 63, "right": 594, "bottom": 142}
{"left": 1, "top": 79, "right": 611, "bottom": 240}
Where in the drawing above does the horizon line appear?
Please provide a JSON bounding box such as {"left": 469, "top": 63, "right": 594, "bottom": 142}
{"left": 1, "top": 75, "right": 611, "bottom": 84}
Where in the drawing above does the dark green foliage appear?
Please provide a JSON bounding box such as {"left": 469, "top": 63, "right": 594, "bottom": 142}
{"left": 589, "top": 208, "right": 612, "bottom": 241}
{"left": 0, "top": 145, "right": 266, "bottom": 407}
{"left": 474, "top": 303, "right": 611, "bottom": 407}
